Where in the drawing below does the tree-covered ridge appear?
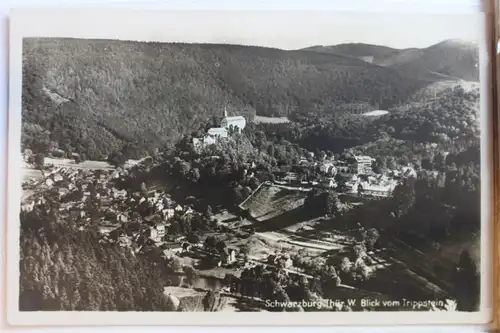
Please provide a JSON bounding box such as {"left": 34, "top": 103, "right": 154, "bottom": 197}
{"left": 303, "top": 40, "right": 479, "bottom": 82}
{"left": 22, "top": 38, "right": 435, "bottom": 160}
{"left": 302, "top": 43, "right": 404, "bottom": 64}
{"left": 247, "top": 85, "right": 479, "bottom": 165}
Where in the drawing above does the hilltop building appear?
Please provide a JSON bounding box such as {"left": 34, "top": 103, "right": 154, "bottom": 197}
{"left": 192, "top": 107, "right": 246, "bottom": 149}
{"left": 221, "top": 108, "right": 246, "bottom": 132}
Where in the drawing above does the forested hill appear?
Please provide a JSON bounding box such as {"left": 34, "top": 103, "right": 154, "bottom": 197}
{"left": 302, "top": 39, "right": 479, "bottom": 82}
{"left": 23, "top": 38, "right": 434, "bottom": 160}
{"left": 302, "top": 43, "right": 403, "bottom": 64}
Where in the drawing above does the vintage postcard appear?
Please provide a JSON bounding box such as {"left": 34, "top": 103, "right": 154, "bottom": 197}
{"left": 7, "top": 8, "right": 493, "bottom": 326}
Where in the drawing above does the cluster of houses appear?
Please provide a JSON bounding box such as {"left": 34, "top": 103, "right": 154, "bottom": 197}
{"left": 274, "top": 153, "right": 417, "bottom": 198}
{"left": 21, "top": 156, "right": 247, "bottom": 271}
{"left": 192, "top": 108, "right": 247, "bottom": 149}
{"left": 343, "top": 174, "right": 399, "bottom": 198}
{"left": 21, "top": 158, "right": 196, "bottom": 252}
{"left": 267, "top": 253, "right": 294, "bottom": 269}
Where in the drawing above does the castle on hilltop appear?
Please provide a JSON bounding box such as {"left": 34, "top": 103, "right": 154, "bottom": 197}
{"left": 192, "top": 107, "right": 247, "bottom": 149}
{"left": 221, "top": 108, "right": 246, "bottom": 132}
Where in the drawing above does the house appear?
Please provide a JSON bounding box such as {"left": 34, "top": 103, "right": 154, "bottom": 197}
{"left": 348, "top": 156, "right": 374, "bottom": 175}
{"left": 192, "top": 136, "right": 216, "bottom": 149}
{"left": 389, "top": 169, "right": 400, "bottom": 178}
{"left": 52, "top": 173, "right": 64, "bottom": 183}
{"left": 283, "top": 172, "right": 299, "bottom": 184}
{"left": 148, "top": 224, "right": 167, "bottom": 242}
{"left": 335, "top": 161, "right": 350, "bottom": 174}
{"left": 21, "top": 201, "right": 35, "bottom": 212}
{"left": 268, "top": 253, "right": 293, "bottom": 269}
{"left": 401, "top": 166, "right": 417, "bottom": 178}
{"left": 221, "top": 247, "right": 237, "bottom": 265}
{"left": 163, "top": 208, "right": 175, "bottom": 220}
{"left": 319, "top": 162, "right": 336, "bottom": 175}
{"left": 283, "top": 257, "right": 293, "bottom": 269}
{"left": 118, "top": 234, "right": 132, "bottom": 248}
{"left": 321, "top": 177, "right": 337, "bottom": 189}
{"left": 183, "top": 207, "right": 194, "bottom": 216}
{"left": 207, "top": 127, "right": 229, "bottom": 138}
{"left": 344, "top": 174, "right": 359, "bottom": 190}
{"left": 355, "top": 179, "right": 399, "bottom": 198}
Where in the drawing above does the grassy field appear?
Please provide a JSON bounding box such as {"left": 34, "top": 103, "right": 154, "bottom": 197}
{"left": 44, "top": 157, "right": 116, "bottom": 170}
{"left": 22, "top": 157, "right": 120, "bottom": 183}
{"left": 22, "top": 168, "right": 43, "bottom": 182}
{"left": 240, "top": 183, "right": 307, "bottom": 222}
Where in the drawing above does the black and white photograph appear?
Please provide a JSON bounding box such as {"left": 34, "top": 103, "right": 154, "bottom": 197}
{"left": 7, "top": 8, "right": 492, "bottom": 326}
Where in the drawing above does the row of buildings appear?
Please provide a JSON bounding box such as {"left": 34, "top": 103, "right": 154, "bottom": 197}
{"left": 276, "top": 153, "right": 417, "bottom": 198}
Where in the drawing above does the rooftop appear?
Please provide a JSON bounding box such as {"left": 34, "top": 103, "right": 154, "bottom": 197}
{"left": 353, "top": 155, "right": 374, "bottom": 163}
{"left": 207, "top": 127, "right": 228, "bottom": 136}
{"left": 224, "top": 115, "right": 246, "bottom": 120}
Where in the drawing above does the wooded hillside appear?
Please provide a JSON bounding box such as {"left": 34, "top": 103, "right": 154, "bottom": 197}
{"left": 303, "top": 40, "right": 479, "bottom": 81}
{"left": 22, "top": 38, "right": 436, "bottom": 159}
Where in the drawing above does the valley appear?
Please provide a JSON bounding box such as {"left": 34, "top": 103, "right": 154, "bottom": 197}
{"left": 18, "top": 37, "right": 481, "bottom": 313}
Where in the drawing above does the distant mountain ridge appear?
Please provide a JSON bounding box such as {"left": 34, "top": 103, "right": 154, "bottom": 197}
{"left": 301, "top": 39, "right": 479, "bottom": 82}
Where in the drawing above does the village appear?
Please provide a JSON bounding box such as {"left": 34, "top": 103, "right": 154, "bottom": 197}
{"left": 19, "top": 126, "right": 441, "bottom": 313}
{"left": 19, "top": 106, "right": 437, "bottom": 312}
{"left": 13, "top": 20, "right": 482, "bottom": 318}
{"left": 192, "top": 108, "right": 417, "bottom": 199}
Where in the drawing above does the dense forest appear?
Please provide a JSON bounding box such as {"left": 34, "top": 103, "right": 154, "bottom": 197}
{"left": 303, "top": 39, "right": 479, "bottom": 81}
{"left": 19, "top": 203, "right": 231, "bottom": 312}
{"left": 19, "top": 209, "right": 174, "bottom": 311}
{"left": 20, "top": 38, "right": 477, "bottom": 160}
{"left": 245, "top": 85, "right": 480, "bottom": 164}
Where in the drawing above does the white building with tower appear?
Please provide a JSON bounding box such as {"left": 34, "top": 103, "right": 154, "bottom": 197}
{"left": 221, "top": 108, "right": 246, "bottom": 132}
{"left": 192, "top": 107, "right": 247, "bottom": 149}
